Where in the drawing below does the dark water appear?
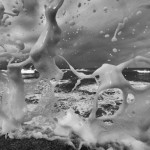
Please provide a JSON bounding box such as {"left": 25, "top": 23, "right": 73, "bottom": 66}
{"left": 62, "top": 68, "right": 150, "bottom": 82}
{"left": 22, "top": 68, "right": 150, "bottom": 93}
{"left": 123, "top": 68, "right": 150, "bottom": 82}
{"left": 22, "top": 68, "right": 150, "bottom": 82}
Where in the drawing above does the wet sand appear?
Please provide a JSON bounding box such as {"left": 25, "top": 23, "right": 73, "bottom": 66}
{"left": 0, "top": 136, "right": 76, "bottom": 150}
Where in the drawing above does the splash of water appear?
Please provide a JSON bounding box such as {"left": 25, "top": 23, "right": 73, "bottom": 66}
{"left": 0, "top": 1, "right": 19, "bottom": 27}
{"left": 111, "top": 17, "right": 128, "bottom": 42}
{"left": 0, "top": 0, "right": 64, "bottom": 134}
{"left": 57, "top": 55, "right": 150, "bottom": 149}
{"left": 1, "top": 0, "right": 150, "bottom": 150}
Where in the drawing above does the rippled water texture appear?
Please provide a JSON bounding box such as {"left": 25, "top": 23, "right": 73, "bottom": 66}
{"left": 0, "top": 0, "right": 150, "bottom": 150}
